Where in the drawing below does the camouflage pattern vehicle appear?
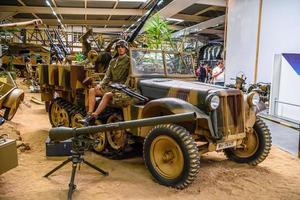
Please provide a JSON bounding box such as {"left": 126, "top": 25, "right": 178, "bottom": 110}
{"left": 2, "top": 43, "right": 50, "bottom": 77}
{"left": 40, "top": 48, "right": 272, "bottom": 189}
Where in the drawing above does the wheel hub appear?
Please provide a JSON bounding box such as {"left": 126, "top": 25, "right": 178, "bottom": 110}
{"left": 235, "top": 128, "right": 259, "bottom": 157}
{"left": 162, "top": 150, "right": 175, "bottom": 163}
{"left": 150, "top": 135, "right": 184, "bottom": 179}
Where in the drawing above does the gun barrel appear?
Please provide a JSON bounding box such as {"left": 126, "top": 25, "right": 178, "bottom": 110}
{"left": 76, "top": 112, "right": 196, "bottom": 135}
{"left": 49, "top": 112, "right": 196, "bottom": 141}
{"left": 127, "top": 0, "right": 161, "bottom": 43}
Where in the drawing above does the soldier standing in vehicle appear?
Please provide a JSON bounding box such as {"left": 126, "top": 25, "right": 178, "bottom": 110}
{"left": 81, "top": 40, "right": 131, "bottom": 125}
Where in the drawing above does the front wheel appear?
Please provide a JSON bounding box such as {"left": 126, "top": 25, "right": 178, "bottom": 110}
{"left": 224, "top": 118, "right": 272, "bottom": 165}
{"left": 143, "top": 124, "right": 200, "bottom": 189}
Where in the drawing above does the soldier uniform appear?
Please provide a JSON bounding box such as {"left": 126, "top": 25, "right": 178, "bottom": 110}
{"left": 100, "top": 54, "right": 132, "bottom": 107}
{"left": 81, "top": 39, "right": 133, "bottom": 125}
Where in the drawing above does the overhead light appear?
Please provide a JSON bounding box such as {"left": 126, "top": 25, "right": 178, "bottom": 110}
{"left": 45, "top": 0, "right": 51, "bottom": 7}
{"left": 157, "top": 0, "right": 164, "bottom": 6}
{"left": 166, "top": 18, "right": 184, "bottom": 22}
{"left": 145, "top": 10, "right": 150, "bottom": 15}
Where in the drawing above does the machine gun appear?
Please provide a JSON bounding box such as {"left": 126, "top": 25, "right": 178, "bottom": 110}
{"left": 126, "top": 0, "right": 163, "bottom": 43}
{"left": 110, "top": 83, "right": 149, "bottom": 103}
{"left": 46, "top": 112, "right": 195, "bottom": 199}
{"left": 54, "top": 29, "right": 71, "bottom": 56}
{"left": 45, "top": 28, "right": 65, "bottom": 62}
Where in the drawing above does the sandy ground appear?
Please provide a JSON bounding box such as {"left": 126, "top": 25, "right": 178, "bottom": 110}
{"left": 0, "top": 89, "right": 300, "bottom": 200}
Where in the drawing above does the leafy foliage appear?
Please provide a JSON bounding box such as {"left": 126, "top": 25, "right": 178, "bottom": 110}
{"left": 75, "top": 52, "right": 84, "bottom": 62}
{"left": 145, "top": 14, "right": 174, "bottom": 50}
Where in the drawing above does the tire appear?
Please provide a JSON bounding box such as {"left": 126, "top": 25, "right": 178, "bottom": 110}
{"left": 4, "top": 97, "right": 22, "bottom": 121}
{"left": 48, "top": 98, "right": 70, "bottom": 127}
{"left": 143, "top": 124, "right": 200, "bottom": 189}
{"left": 224, "top": 118, "right": 272, "bottom": 166}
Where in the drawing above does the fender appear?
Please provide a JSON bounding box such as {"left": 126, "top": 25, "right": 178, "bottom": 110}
{"left": 142, "top": 97, "right": 215, "bottom": 135}
{"left": 3, "top": 88, "right": 25, "bottom": 108}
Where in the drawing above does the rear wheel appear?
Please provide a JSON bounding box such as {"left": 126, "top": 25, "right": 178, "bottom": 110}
{"left": 106, "top": 113, "right": 127, "bottom": 150}
{"left": 143, "top": 124, "right": 200, "bottom": 189}
{"left": 48, "top": 98, "right": 70, "bottom": 127}
{"left": 90, "top": 120, "right": 107, "bottom": 153}
{"left": 70, "top": 112, "right": 85, "bottom": 128}
{"left": 224, "top": 118, "right": 272, "bottom": 165}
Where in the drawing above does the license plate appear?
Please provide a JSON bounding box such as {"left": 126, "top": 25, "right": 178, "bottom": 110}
{"left": 216, "top": 140, "right": 236, "bottom": 150}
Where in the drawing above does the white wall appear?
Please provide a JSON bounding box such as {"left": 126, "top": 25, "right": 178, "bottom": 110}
{"left": 226, "top": 0, "right": 300, "bottom": 83}
{"left": 225, "top": 0, "right": 260, "bottom": 84}
{"left": 258, "top": 0, "right": 300, "bottom": 82}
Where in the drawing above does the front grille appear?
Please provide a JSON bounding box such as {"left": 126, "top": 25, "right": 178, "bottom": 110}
{"left": 217, "top": 92, "right": 244, "bottom": 136}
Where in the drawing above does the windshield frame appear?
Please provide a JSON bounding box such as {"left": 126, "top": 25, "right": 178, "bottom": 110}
{"left": 130, "top": 48, "right": 196, "bottom": 78}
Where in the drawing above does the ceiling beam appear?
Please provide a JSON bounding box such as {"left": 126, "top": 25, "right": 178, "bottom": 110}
{"left": 107, "top": 0, "right": 119, "bottom": 21}
{"left": 84, "top": 0, "right": 87, "bottom": 20}
{"left": 51, "top": 0, "right": 64, "bottom": 20}
{"left": 173, "top": 14, "right": 209, "bottom": 22}
{"left": 0, "top": 12, "right": 18, "bottom": 20}
{"left": 13, "top": 18, "right": 134, "bottom": 26}
{"left": 159, "top": 0, "right": 201, "bottom": 18}
{"left": 92, "top": 27, "right": 123, "bottom": 33}
{"left": 196, "top": 0, "right": 226, "bottom": 7}
{"left": 172, "top": 15, "right": 225, "bottom": 38}
{"left": 1, "top": 6, "right": 145, "bottom": 16}
{"left": 17, "top": 0, "right": 40, "bottom": 20}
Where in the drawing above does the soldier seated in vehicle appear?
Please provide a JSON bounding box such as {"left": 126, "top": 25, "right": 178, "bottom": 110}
{"left": 80, "top": 40, "right": 131, "bottom": 125}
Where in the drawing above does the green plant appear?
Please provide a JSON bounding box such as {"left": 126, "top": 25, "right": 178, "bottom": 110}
{"left": 145, "top": 14, "right": 174, "bottom": 50}
{"left": 75, "top": 52, "right": 84, "bottom": 62}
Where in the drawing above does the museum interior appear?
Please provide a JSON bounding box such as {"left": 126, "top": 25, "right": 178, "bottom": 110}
{"left": 0, "top": 0, "right": 299, "bottom": 199}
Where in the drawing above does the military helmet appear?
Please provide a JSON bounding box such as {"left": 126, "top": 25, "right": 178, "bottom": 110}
{"left": 87, "top": 50, "right": 98, "bottom": 63}
{"left": 115, "top": 40, "right": 129, "bottom": 50}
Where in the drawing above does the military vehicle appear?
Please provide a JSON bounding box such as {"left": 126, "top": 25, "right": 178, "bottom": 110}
{"left": 0, "top": 19, "right": 49, "bottom": 77}
{"left": 0, "top": 69, "right": 24, "bottom": 120}
{"left": 2, "top": 43, "right": 50, "bottom": 77}
{"left": 40, "top": 47, "right": 272, "bottom": 189}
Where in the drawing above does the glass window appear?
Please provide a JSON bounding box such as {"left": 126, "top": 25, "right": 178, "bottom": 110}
{"left": 165, "top": 53, "right": 194, "bottom": 76}
{"left": 131, "top": 49, "right": 164, "bottom": 75}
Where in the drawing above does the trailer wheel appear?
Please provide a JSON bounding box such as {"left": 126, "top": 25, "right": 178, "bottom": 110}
{"left": 143, "top": 124, "right": 200, "bottom": 189}
{"left": 4, "top": 96, "right": 22, "bottom": 121}
{"left": 224, "top": 117, "right": 272, "bottom": 165}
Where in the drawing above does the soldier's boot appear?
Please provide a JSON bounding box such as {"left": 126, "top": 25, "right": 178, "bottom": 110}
{"left": 79, "top": 113, "right": 96, "bottom": 126}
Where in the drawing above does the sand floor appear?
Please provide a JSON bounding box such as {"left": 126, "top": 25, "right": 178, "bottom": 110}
{"left": 0, "top": 91, "right": 300, "bottom": 200}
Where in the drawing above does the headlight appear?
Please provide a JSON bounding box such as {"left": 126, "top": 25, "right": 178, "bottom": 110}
{"left": 247, "top": 92, "right": 260, "bottom": 106}
{"left": 206, "top": 94, "right": 220, "bottom": 110}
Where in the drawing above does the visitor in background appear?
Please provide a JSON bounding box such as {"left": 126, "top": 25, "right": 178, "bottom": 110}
{"left": 195, "top": 66, "right": 200, "bottom": 77}
{"left": 212, "top": 60, "right": 225, "bottom": 86}
{"left": 205, "top": 64, "right": 212, "bottom": 83}
{"left": 198, "top": 63, "right": 208, "bottom": 82}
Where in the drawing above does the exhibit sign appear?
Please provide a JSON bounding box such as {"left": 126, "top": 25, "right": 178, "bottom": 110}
{"left": 282, "top": 54, "right": 300, "bottom": 75}
{"left": 270, "top": 53, "right": 300, "bottom": 123}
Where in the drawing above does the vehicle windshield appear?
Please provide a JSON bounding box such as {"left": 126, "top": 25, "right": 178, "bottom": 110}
{"left": 131, "top": 49, "right": 164, "bottom": 75}
{"left": 165, "top": 53, "right": 194, "bottom": 76}
{"left": 130, "top": 48, "right": 195, "bottom": 77}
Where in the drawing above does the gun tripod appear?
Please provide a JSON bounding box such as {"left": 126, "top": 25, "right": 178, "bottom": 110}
{"left": 44, "top": 150, "right": 108, "bottom": 200}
